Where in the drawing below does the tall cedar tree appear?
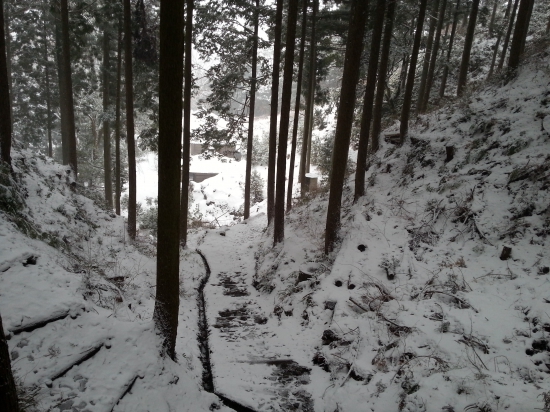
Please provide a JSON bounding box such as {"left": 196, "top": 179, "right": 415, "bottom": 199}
{"left": 508, "top": 0, "right": 533, "bottom": 69}
{"left": 115, "top": 19, "right": 123, "bottom": 216}
{"left": 180, "top": 0, "right": 193, "bottom": 245}
{"left": 421, "top": 0, "right": 447, "bottom": 111}
{"left": 371, "top": 0, "right": 397, "bottom": 152}
{"left": 457, "top": 0, "right": 480, "bottom": 96}
{"left": 0, "top": 0, "right": 11, "bottom": 165}
{"left": 43, "top": 8, "right": 53, "bottom": 158}
{"left": 53, "top": 9, "right": 69, "bottom": 165}
{"left": 417, "top": 0, "right": 441, "bottom": 114}
{"left": 124, "top": 0, "right": 137, "bottom": 239}
{"left": 154, "top": 0, "right": 184, "bottom": 360}
{"left": 399, "top": 0, "right": 429, "bottom": 141}
{"left": 287, "top": 0, "right": 309, "bottom": 212}
{"left": 299, "top": 0, "right": 317, "bottom": 195}
{"left": 0, "top": 313, "right": 19, "bottom": 411}
{"left": 273, "top": 0, "right": 299, "bottom": 245}
{"left": 498, "top": 0, "right": 519, "bottom": 70}
{"left": 439, "top": 0, "right": 460, "bottom": 98}
{"left": 103, "top": 30, "right": 113, "bottom": 208}
{"left": 4, "top": 0, "right": 11, "bottom": 124}
{"left": 267, "top": 0, "right": 283, "bottom": 225}
{"left": 324, "top": 0, "right": 369, "bottom": 254}
{"left": 60, "top": 0, "right": 77, "bottom": 176}
{"left": 354, "top": 0, "right": 386, "bottom": 202}
{"left": 488, "top": 0, "right": 513, "bottom": 78}
{"left": 244, "top": 0, "right": 259, "bottom": 220}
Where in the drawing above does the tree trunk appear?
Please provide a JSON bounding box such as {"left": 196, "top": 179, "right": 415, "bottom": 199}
{"left": 324, "top": 0, "right": 369, "bottom": 254}
{"left": 43, "top": 8, "right": 53, "bottom": 158}
{"left": 244, "top": 0, "right": 259, "bottom": 221}
{"left": 180, "top": 0, "right": 193, "bottom": 245}
{"left": 286, "top": 0, "right": 308, "bottom": 213}
{"left": 354, "top": 0, "right": 385, "bottom": 202}
{"left": 498, "top": 0, "right": 519, "bottom": 70}
{"left": 417, "top": 0, "right": 441, "bottom": 114}
{"left": 0, "top": 0, "right": 11, "bottom": 165}
{"left": 103, "top": 31, "right": 113, "bottom": 208}
{"left": 439, "top": 0, "right": 461, "bottom": 98}
{"left": 421, "top": 0, "right": 447, "bottom": 111}
{"left": 508, "top": 0, "right": 531, "bottom": 69}
{"left": 273, "top": 0, "right": 299, "bottom": 245}
{"left": 124, "top": 0, "right": 137, "bottom": 239}
{"left": 154, "top": 0, "right": 185, "bottom": 361}
{"left": 0, "top": 313, "right": 19, "bottom": 411}
{"left": 399, "top": 0, "right": 429, "bottom": 141}
{"left": 299, "top": 0, "right": 317, "bottom": 195}
{"left": 456, "top": 0, "right": 480, "bottom": 97}
{"left": 371, "top": 0, "right": 397, "bottom": 153}
{"left": 60, "top": 0, "right": 77, "bottom": 176}
{"left": 4, "top": 0, "right": 12, "bottom": 125}
{"left": 267, "top": 0, "right": 283, "bottom": 226}
{"left": 519, "top": 0, "right": 534, "bottom": 57}
{"left": 54, "top": 3, "right": 69, "bottom": 165}
{"left": 488, "top": 0, "right": 513, "bottom": 79}
{"left": 115, "top": 18, "right": 122, "bottom": 216}
{"left": 489, "top": 0, "right": 498, "bottom": 37}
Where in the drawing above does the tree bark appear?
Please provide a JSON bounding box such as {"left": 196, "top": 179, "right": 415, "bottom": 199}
{"left": 488, "top": 0, "right": 513, "bottom": 79}
{"left": 244, "top": 0, "right": 259, "bottom": 221}
{"left": 417, "top": 0, "right": 441, "bottom": 114}
{"left": 0, "top": 0, "right": 11, "bottom": 165}
{"left": 299, "top": 0, "right": 317, "bottom": 195}
{"left": 115, "top": 18, "right": 122, "bottom": 216}
{"left": 371, "top": 0, "right": 397, "bottom": 153}
{"left": 154, "top": 0, "right": 185, "bottom": 361}
{"left": 103, "top": 31, "right": 113, "bottom": 208}
{"left": 4, "top": 0, "right": 12, "bottom": 125}
{"left": 508, "top": 0, "right": 531, "bottom": 69}
{"left": 60, "top": 0, "right": 77, "bottom": 176}
{"left": 421, "top": 0, "right": 447, "bottom": 111}
{"left": 273, "top": 0, "right": 299, "bottom": 245}
{"left": 54, "top": 3, "right": 68, "bottom": 165}
{"left": 354, "top": 0, "right": 385, "bottom": 201}
{"left": 519, "top": 0, "right": 534, "bottom": 57}
{"left": 399, "top": 0, "right": 429, "bottom": 141}
{"left": 43, "top": 8, "right": 53, "bottom": 158}
{"left": 439, "top": 0, "right": 461, "bottom": 98}
{"left": 180, "top": 0, "right": 193, "bottom": 245}
{"left": 124, "top": 0, "right": 137, "bottom": 239}
{"left": 324, "top": 0, "right": 369, "bottom": 254}
{"left": 456, "top": 0, "right": 480, "bottom": 97}
{"left": 0, "top": 313, "right": 19, "bottom": 411}
{"left": 498, "top": 0, "right": 519, "bottom": 70}
{"left": 267, "top": 0, "right": 283, "bottom": 226}
{"left": 489, "top": 0, "right": 498, "bottom": 37}
{"left": 286, "top": 0, "right": 308, "bottom": 213}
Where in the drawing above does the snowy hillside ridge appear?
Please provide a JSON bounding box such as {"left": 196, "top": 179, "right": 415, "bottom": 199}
{"left": 249, "top": 52, "right": 550, "bottom": 410}
{"left": 0, "top": 150, "right": 226, "bottom": 411}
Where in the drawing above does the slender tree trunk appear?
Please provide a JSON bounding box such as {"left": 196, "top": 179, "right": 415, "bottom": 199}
{"left": 244, "top": 0, "right": 259, "bottom": 221}
{"left": 519, "top": 0, "right": 533, "bottom": 56}
{"left": 456, "top": 0, "right": 480, "bottom": 97}
{"left": 371, "top": 0, "right": 397, "bottom": 153}
{"left": 4, "top": 0, "right": 12, "bottom": 124}
{"left": 498, "top": 0, "right": 519, "bottom": 70}
{"left": 399, "top": 0, "right": 429, "bottom": 141}
{"left": 508, "top": 0, "right": 531, "bottom": 69}
{"left": 273, "top": 0, "right": 299, "bottom": 245}
{"left": 324, "top": 0, "right": 369, "bottom": 254}
{"left": 287, "top": 0, "right": 308, "bottom": 213}
{"left": 267, "top": 0, "right": 283, "bottom": 226}
{"left": 154, "top": 0, "right": 184, "bottom": 361}
{"left": 299, "top": 0, "right": 317, "bottom": 195}
{"left": 124, "top": 0, "right": 137, "bottom": 239}
{"left": 547, "top": 13, "right": 550, "bottom": 34}
{"left": 417, "top": 0, "right": 441, "bottom": 114}
{"left": 0, "top": 0, "right": 11, "bottom": 165}
{"left": 461, "top": 0, "right": 470, "bottom": 28}
{"left": 180, "top": 0, "right": 193, "bottom": 245}
{"left": 439, "top": 0, "right": 461, "bottom": 98}
{"left": 43, "top": 9, "right": 53, "bottom": 158}
{"left": 103, "top": 31, "right": 113, "bottom": 208}
{"left": 60, "top": 0, "right": 77, "bottom": 176}
{"left": 54, "top": 4, "right": 69, "bottom": 165}
{"left": 421, "top": 0, "right": 447, "bottom": 111}
{"left": 400, "top": 54, "right": 409, "bottom": 92}
{"left": 354, "top": 0, "right": 385, "bottom": 202}
{"left": 489, "top": 0, "right": 498, "bottom": 37}
{"left": 0, "top": 313, "right": 19, "bottom": 412}
{"left": 115, "top": 19, "right": 122, "bottom": 216}
{"left": 488, "top": 0, "right": 513, "bottom": 79}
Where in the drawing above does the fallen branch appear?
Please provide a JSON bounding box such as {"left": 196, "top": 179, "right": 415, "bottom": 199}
{"left": 423, "top": 290, "right": 478, "bottom": 313}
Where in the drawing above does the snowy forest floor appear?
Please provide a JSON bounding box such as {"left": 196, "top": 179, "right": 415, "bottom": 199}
{"left": 2, "top": 46, "right": 550, "bottom": 412}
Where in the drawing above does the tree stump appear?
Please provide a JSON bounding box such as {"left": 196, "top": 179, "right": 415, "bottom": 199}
{"left": 500, "top": 246, "right": 512, "bottom": 260}
{"left": 445, "top": 146, "right": 455, "bottom": 162}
